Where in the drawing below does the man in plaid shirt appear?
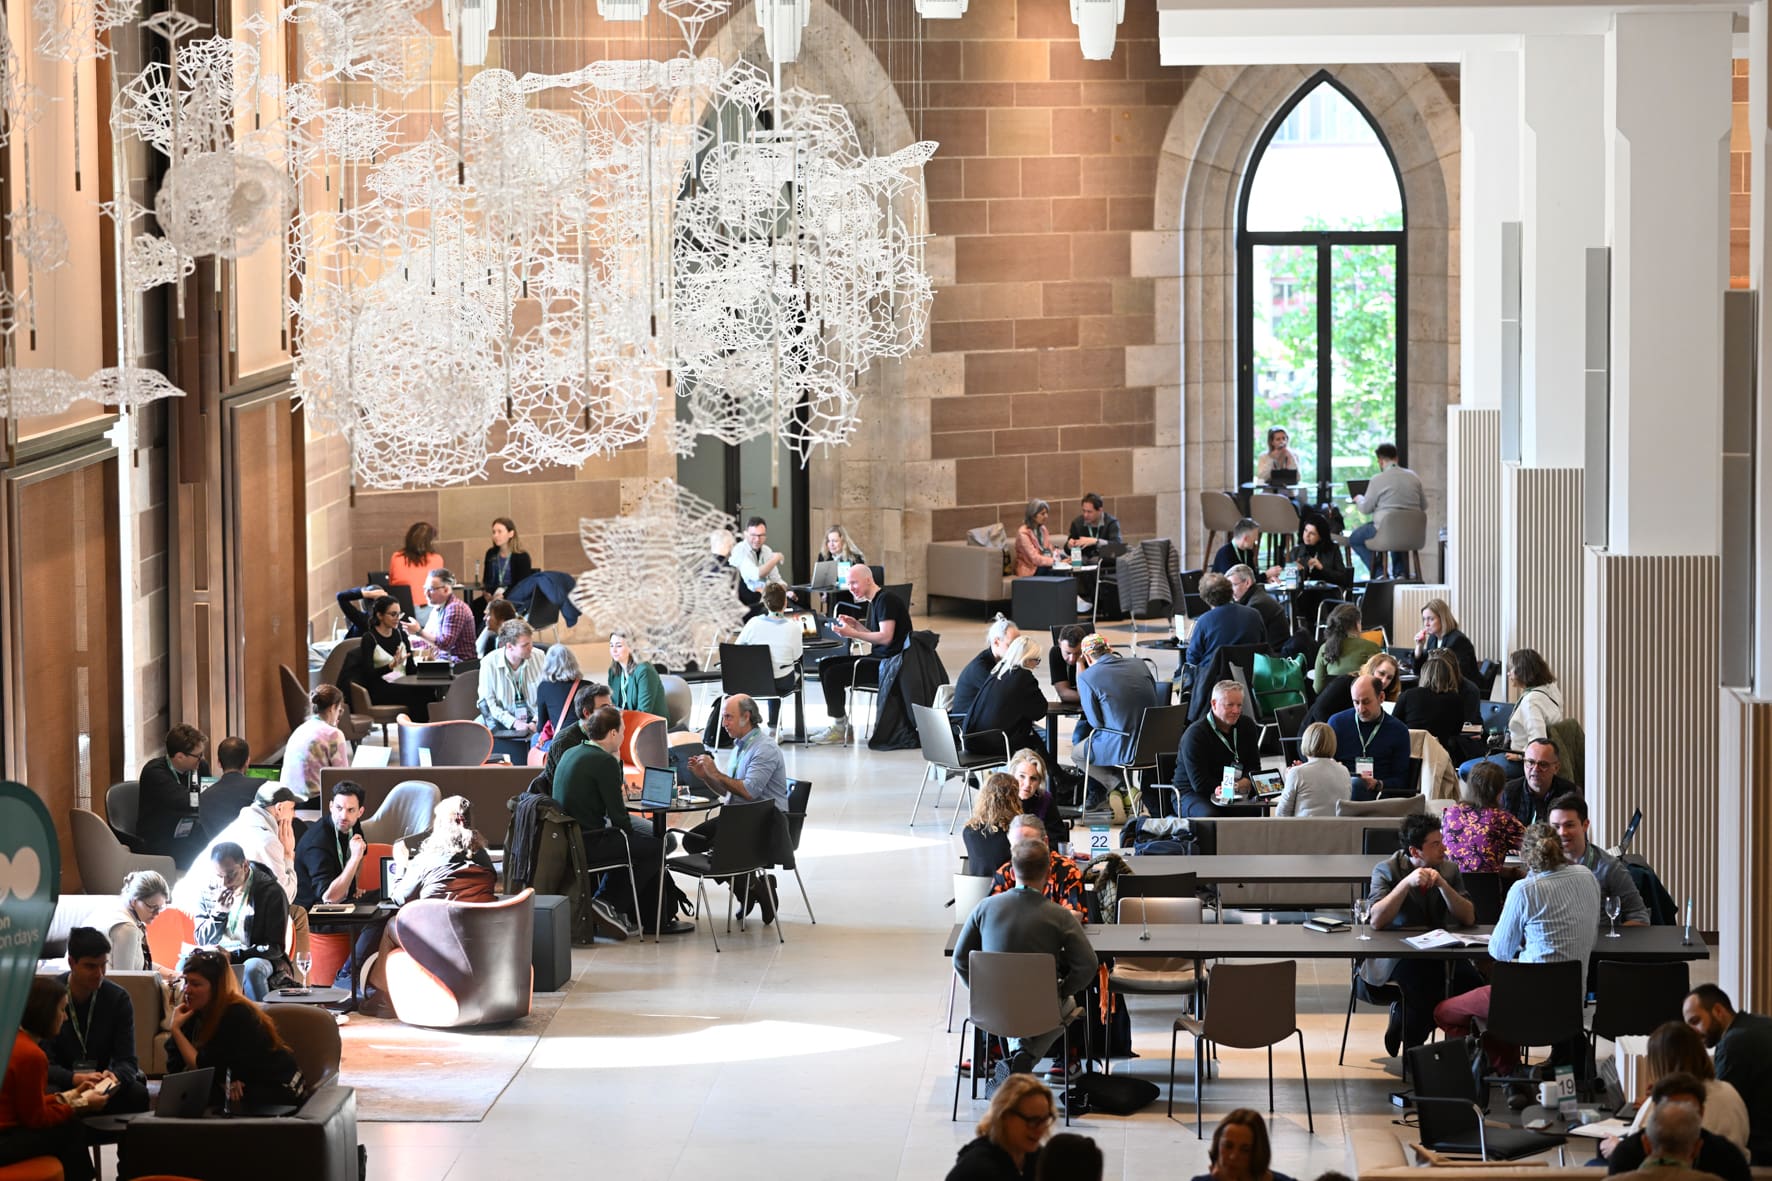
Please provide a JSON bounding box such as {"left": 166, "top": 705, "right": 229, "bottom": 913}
{"left": 405, "top": 570, "right": 476, "bottom": 663}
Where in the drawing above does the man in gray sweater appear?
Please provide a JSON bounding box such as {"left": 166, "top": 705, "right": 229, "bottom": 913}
{"left": 953, "top": 838, "right": 1100, "bottom": 1079}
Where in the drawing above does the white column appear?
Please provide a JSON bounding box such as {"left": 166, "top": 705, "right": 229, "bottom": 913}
{"left": 1603, "top": 10, "right": 1733, "bottom": 555}
{"left": 1459, "top": 46, "right": 1522, "bottom": 412}
{"left": 1751, "top": 2, "right": 1772, "bottom": 695}
{"left": 1518, "top": 34, "right": 1604, "bottom": 469}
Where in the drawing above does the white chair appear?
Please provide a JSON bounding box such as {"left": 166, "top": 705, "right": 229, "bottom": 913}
{"left": 359, "top": 780, "right": 442, "bottom": 843}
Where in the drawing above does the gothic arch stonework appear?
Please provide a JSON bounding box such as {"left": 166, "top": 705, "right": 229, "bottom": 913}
{"left": 1155, "top": 64, "right": 1459, "bottom": 569}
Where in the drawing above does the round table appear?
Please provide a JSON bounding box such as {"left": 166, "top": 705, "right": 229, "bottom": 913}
{"left": 262, "top": 985, "right": 350, "bottom": 1006}
{"left": 624, "top": 791, "right": 722, "bottom": 942}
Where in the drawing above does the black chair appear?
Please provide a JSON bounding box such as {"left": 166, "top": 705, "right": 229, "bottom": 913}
{"left": 1117, "top": 871, "right": 1198, "bottom": 899}
{"left": 1589, "top": 959, "right": 1689, "bottom": 1042}
{"left": 1338, "top": 966, "right": 1406, "bottom": 1069}
{"left": 1185, "top": 642, "right": 1271, "bottom": 722}
{"left": 780, "top": 777, "right": 817, "bottom": 924}
{"left": 883, "top": 581, "right": 912, "bottom": 608}
{"left": 1473, "top": 960, "right": 1587, "bottom": 1088}
{"left": 524, "top": 594, "right": 562, "bottom": 643}
{"left": 661, "top": 801, "right": 787, "bottom": 952}
{"left": 1475, "top": 660, "right": 1502, "bottom": 702}
{"left": 1462, "top": 872, "right": 1508, "bottom": 925}
{"left": 715, "top": 642, "right": 795, "bottom": 746}
{"left": 1361, "top": 828, "right": 1402, "bottom": 857}
{"left": 1408, "top": 1038, "right": 1567, "bottom": 1161}
{"left": 104, "top": 780, "right": 146, "bottom": 851}
{"left": 909, "top": 703, "right": 1005, "bottom": 830}
{"left": 1097, "top": 703, "right": 1191, "bottom": 816}
{"left": 1273, "top": 703, "right": 1307, "bottom": 739}
{"left": 1360, "top": 579, "right": 1395, "bottom": 634}
{"left": 1178, "top": 569, "right": 1208, "bottom": 621}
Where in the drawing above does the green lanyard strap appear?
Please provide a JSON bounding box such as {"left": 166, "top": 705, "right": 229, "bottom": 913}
{"left": 1209, "top": 719, "right": 1240, "bottom": 763}
{"left": 66, "top": 990, "right": 92, "bottom": 1056}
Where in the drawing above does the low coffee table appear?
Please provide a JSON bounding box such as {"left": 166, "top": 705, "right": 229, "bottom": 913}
{"left": 263, "top": 985, "right": 350, "bottom": 1006}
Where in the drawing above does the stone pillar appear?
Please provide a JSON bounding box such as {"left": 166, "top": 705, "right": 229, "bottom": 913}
{"left": 1602, "top": 10, "right": 1732, "bottom": 555}
{"left": 1458, "top": 47, "right": 1521, "bottom": 413}
{"left": 1518, "top": 34, "right": 1604, "bottom": 468}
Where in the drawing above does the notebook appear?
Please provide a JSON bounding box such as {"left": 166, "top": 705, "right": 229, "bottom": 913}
{"left": 808, "top": 560, "right": 842, "bottom": 590}
{"left": 1265, "top": 467, "right": 1299, "bottom": 486}
{"left": 378, "top": 856, "right": 401, "bottom": 908}
{"left": 1346, "top": 478, "right": 1371, "bottom": 499}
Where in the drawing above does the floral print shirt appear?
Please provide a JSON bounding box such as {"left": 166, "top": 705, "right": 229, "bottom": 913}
{"left": 1441, "top": 804, "right": 1525, "bottom": 873}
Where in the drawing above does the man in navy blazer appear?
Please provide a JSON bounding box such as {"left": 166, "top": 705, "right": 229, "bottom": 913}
{"left": 1071, "top": 634, "right": 1161, "bottom": 810}
{"left": 1186, "top": 572, "right": 1268, "bottom": 670}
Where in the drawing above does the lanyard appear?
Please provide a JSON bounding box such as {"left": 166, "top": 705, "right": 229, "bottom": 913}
{"left": 727, "top": 729, "right": 752, "bottom": 777}
{"left": 334, "top": 824, "right": 349, "bottom": 871}
{"left": 224, "top": 867, "right": 253, "bottom": 941}
{"left": 1355, "top": 715, "right": 1380, "bottom": 755}
{"left": 493, "top": 554, "right": 509, "bottom": 584}
{"left": 1209, "top": 718, "right": 1240, "bottom": 762}
{"left": 66, "top": 989, "right": 93, "bottom": 1056}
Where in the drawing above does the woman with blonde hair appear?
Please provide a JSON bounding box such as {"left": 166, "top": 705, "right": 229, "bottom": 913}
{"left": 962, "top": 773, "right": 1023, "bottom": 880}
{"left": 1396, "top": 649, "right": 1467, "bottom": 757}
{"left": 964, "top": 635, "right": 1048, "bottom": 758}
{"left": 945, "top": 1072, "right": 1055, "bottom": 1180}
{"left": 1413, "top": 598, "right": 1478, "bottom": 682}
{"left": 1008, "top": 749, "right": 1067, "bottom": 849}
{"left": 1275, "top": 723, "right": 1349, "bottom": 817}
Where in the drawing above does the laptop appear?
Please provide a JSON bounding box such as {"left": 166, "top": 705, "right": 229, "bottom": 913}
{"left": 153, "top": 1067, "right": 215, "bottom": 1119}
{"left": 1616, "top": 807, "right": 1644, "bottom": 857}
{"left": 385, "top": 583, "right": 416, "bottom": 617}
{"left": 1094, "top": 540, "right": 1129, "bottom": 560}
{"left": 808, "top": 560, "right": 842, "bottom": 590}
{"left": 639, "top": 766, "right": 679, "bottom": 808}
{"left": 1346, "top": 478, "right": 1371, "bottom": 499}
{"left": 378, "top": 856, "right": 401, "bottom": 908}
{"left": 351, "top": 745, "right": 393, "bottom": 769}
{"left": 1265, "top": 467, "right": 1299, "bottom": 487}
{"left": 798, "top": 612, "right": 822, "bottom": 638}
{"left": 414, "top": 660, "right": 452, "bottom": 676}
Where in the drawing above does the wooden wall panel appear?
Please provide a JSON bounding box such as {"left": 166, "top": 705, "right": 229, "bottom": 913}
{"left": 224, "top": 392, "right": 307, "bottom": 757}
{"left": 2, "top": 447, "right": 125, "bottom": 889}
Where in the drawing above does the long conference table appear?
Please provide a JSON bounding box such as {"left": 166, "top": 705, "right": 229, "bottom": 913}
{"left": 944, "top": 921, "right": 1709, "bottom": 964}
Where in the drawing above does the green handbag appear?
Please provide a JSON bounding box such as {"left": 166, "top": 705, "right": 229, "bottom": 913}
{"left": 1251, "top": 652, "right": 1307, "bottom": 712}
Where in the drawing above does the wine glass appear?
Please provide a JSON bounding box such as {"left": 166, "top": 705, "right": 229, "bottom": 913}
{"left": 293, "top": 952, "right": 312, "bottom": 986}
{"left": 1604, "top": 896, "right": 1622, "bottom": 939}
{"left": 1354, "top": 896, "right": 1372, "bottom": 940}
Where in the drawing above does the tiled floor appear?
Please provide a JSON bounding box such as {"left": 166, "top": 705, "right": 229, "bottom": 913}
{"left": 342, "top": 613, "right": 1699, "bottom": 1181}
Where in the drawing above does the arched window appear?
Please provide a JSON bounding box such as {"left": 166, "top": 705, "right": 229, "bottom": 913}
{"left": 1237, "top": 73, "right": 1406, "bottom": 508}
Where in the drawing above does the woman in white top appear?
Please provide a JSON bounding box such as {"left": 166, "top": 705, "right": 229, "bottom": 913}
{"left": 1255, "top": 427, "right": 1303, "bottom": 483}
{"left": 1505, "top": 648, "right": 1563, "bottom": 752}
{"left": 1275, "top": 722, "right": 1352, "bottom": 817}
{"left": 280, "top": 683, "right": 351, "bottom": 800}
{"left": 734, "top": 583, "right": 804, "bottom": 727}
{"left": 1619, "top": 1020, "right": 1751, "bottom": 1153}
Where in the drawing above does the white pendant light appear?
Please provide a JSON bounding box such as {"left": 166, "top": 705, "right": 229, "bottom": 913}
{"left": 756, "top": 0, "right": 811, "bottom": 64}
{"left": 1070, "top": 0, "right": 1123, "bottom": 60}
{"left": 443, "top": 0, "right": 499, "bottom": 66}
{"left": 915, "top": 0, "right": 968, "bottom": 18}
{"left": 597, "top": 0, "right": 650, "bottom": 20}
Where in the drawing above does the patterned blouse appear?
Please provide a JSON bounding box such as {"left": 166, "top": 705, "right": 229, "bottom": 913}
{"left": 989, "top": 853, "right": 1087, "bottom": 922}
{"left": 1441, "top": 804, "right": 1525, "bottom": 873}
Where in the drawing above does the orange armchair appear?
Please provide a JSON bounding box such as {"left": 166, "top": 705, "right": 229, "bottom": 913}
{"left": 382, "top": 889, "right": 534, "bottom": 1028}
{"left": 618, "top": 710, "right": 667, "bottom": 788}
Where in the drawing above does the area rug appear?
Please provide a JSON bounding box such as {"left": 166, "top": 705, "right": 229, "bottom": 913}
{"left": 338, "top": 990, "right": 567, "bottom": 1121}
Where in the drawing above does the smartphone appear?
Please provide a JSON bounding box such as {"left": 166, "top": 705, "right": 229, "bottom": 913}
{"left": 91, "top": 1077, "right": 118, "bottom": 1096}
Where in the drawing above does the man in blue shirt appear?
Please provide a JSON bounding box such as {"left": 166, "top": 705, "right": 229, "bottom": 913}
{"left": 1186, "top": 572, "right": 1267, "bottom": 671}
{"left": 1071, "top": 635, "right": 1161, "bottom": 813}
{"left": 686, "top": 694, "right": 789, "bottom": 922}
{"left": 1327, "top": 675, "right": 1411, "bottom": 799}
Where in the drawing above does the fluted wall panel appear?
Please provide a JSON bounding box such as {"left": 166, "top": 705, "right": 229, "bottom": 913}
{"left": 1504, "top": 465, "right": 1585, "bottom": 716}
{"left": 1447, "top": 408, "right": 1504, "bottom": 665}
{"left": 1585, "top": 549, "right": 1720, "bottom": 927}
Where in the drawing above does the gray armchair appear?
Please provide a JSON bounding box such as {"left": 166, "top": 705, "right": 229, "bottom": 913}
{"left": 119, "top": 1085, "right": 360, "bottom": 1181}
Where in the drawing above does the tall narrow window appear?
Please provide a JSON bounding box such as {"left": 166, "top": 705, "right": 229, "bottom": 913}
{"left": 1237, "top": 74, "right": 1406, "bottom": 515}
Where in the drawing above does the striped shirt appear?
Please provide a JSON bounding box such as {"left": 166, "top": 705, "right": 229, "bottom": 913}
{"left": 1490, "top": 861, "right": 1602, "bottom": 966}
